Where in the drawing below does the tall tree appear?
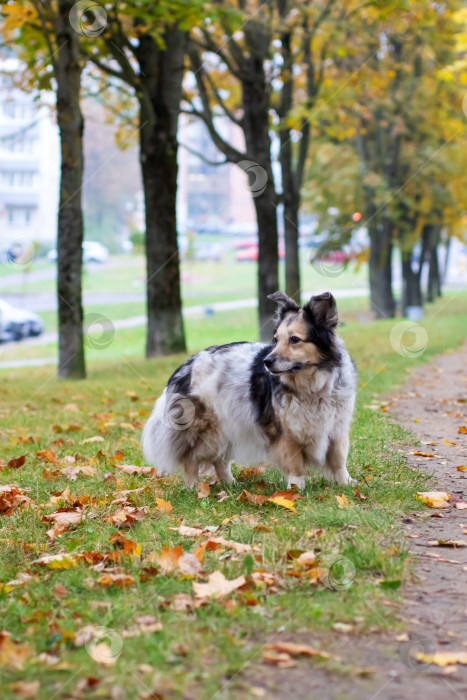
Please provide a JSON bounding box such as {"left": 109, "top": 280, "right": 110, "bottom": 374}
{"left": 83, "top": 6, "right": 195, "bottom": 356}
{"left": 185, "top": 2, "right": 279, "bottom": 341}
{"left": 2, "top": 0, "right": 87, "bottom": 376}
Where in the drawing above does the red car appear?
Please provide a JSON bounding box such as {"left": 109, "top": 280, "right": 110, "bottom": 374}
{"left": 236, "top": 244, "right": 285, "bottom": 262}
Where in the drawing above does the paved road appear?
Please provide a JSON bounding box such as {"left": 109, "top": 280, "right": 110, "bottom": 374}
{"left": 0, "top": 288, "right": 370, "bottom": 369}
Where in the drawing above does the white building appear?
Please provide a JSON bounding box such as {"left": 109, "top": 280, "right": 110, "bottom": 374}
{"left": 0, "top": 60, "right": 60, "bottom": 252}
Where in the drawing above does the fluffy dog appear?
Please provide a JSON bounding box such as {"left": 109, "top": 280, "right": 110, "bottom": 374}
{"left": 142, "top": 291, "right": 357, "bottom": 489}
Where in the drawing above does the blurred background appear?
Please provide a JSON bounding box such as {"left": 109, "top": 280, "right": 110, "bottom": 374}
{"left": 0, "top": 0, "right": 466, "bottom": 377}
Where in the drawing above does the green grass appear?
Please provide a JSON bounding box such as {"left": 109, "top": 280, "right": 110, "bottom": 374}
{"left": 0, "top": 292, "right": 466, "bottom": 698}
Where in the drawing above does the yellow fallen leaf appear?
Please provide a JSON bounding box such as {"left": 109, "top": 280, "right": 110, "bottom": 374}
{"left": 457, "top": 466, "right": 467, "bottom": 472}
{"left": 264, "top": 641, "right": 337, "bottom": 660}
{"left": 155, "top": 498, "right": 173, "bottom": 514}
{"left": 458, "top": 426, "right": 467, "bottom": 434}
{"left": 416, "top": 650, "right": 467, "bottom": 666}
{"left": 32, "top": 553, "right": 77, "bottom": 569}
{"left": 267, "top": 495, "right": 296, "bottom": 512}
{"left": 335, "top": 494, "right": 350, "bottom": 508}
{"left": 193, "top": 570, "right": 246, "bottom": 599}
{"left": 416, "top": 491, "right": 451, "bottom": 509}
{"left": 413, "top": 452, "right": 435, "bottom": 457}
{"left": 442, "top": 439, "right": 457, "bottom": 446}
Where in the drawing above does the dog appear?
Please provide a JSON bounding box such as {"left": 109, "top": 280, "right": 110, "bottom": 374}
{"left": 142, "top": 291, "right": 357, "bottom": 490}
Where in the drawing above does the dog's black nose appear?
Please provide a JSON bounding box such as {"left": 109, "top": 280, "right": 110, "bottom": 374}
{"left": 264, "top": 357, "right": 273, "bottom": 369}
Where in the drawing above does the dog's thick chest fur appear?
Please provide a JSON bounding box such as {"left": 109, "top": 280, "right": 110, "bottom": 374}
{"left": 142, "top": 292, "right": 357, "bottom": 489}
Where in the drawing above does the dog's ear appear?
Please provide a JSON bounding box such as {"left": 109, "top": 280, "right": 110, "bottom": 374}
{"left": 267, "top": 292, "right": 300, "bottom": 309}
{"left": 267, "top": 292, "right": 300, "bottom": 325}
{"left": 306, "top": 292, "right": 338, "bottom": 329}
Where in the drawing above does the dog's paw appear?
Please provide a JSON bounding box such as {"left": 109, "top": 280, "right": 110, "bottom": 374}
{"left": 287, "top": 476, "right": 306, "bottom": 491}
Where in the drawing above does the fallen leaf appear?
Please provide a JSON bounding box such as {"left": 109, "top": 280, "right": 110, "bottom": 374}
{"left": 237, "top": 490, "right": 269, "bottom": 506}
{"left": 178, "top": 552, "right": 202, "bottom": 576}
{"left": 172, "top": 593, "right": 193, "bottom": 611}
{"left": 96, "top": 573, "right": 135, "bottom": 587}
{"left": 61, "top": 465, "right": 97, "bottom": 480}
{"left": 264, "top": 641, "right": 337, "bottom": 660}
{"left": 416, "top": 650, "right": 467, "bottom": 666}
{"left": 0, "top": 485, "right": 34, "bottom": 514}
{"left": 36, "top": 449, "right": 57, "bottom": 463}
{"left": 335, "top": 494, "right": 350, "bottom": 508}
{"left": 197, "top": 482, "right": 210, "bottom": 498}
{"left": 176, "top": 525, "right": 205, "bottom": 537}
{"left": 458, "top": 426, "right": 467, "bottom": 434}
{"left": 42, "top": 510, "right": 85, "bottom": 526}
{"left": 0, "top": 632, "right": 32, "bottom": 670}
{"left": 296, "top": 551, "right": 316, "bottom": 568}
{"left": 455, "top": 502, "right": 467, "bottom": 510}
{"left": 204, "top": 536, "right": 253, "bottom": 554}
{"left": 107, "top": 506, "right": 147, "bottom": 528}
{"left": 155, "top": 498, "right": 173, "bottom": 514}
{"left": 159, "top": 546, "right": 183, "bottom": 573}
{"left": 413, "top": 452, "right": 435, "bottom": 458}
{"left": 193, "top": 571, "right": 246, "bottom": 599}
{"left": 3, "top": 456, "right": 26, "bottom": 470}
{"left": 457, "top": 466, "right": 467, "bottom": 472}
{"left": 270, "top": 490, "right": 304, "bottom": 502}
{"left": 32, "top": 553, "right": 77, "bottom": 569}
{"left": 427, "top": 540, "right": 467, "bottom": 548}
{"left": 8, "top": 680, "right": 39, "bottom": 698}
{"left": 353, "top": 488, "right": 367, "bottom": 500}
{"left": 268, "top": 496, "right": 297, "bottom": 512}
{"left": 112, "top": 464, "right": 154, "bottom": 476}
{"left": 81, "top": 436, "right": 104, "bottom": 443}
{"left": 442, "top": 439, "right": 457, "bottom": 446}
{"left": 416, "top": 491, "right": 451, "bottom": 508}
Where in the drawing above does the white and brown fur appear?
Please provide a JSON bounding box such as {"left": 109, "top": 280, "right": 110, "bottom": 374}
{"left": 142, "top": 292, "right": 357, "bottom": 490}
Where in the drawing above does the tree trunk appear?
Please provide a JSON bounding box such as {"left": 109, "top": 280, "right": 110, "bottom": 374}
{"left": 136, "top": 30, "right": 186, "bottom": 357}
{"left": 368, "top": 219, "right": 395, "bottom": 318}
{"left": 283, "top": 191, "right": 300, "bottom": 302}
{"left": 242, "top": 57, "right": 279, "bottom": 342}
{"left": 401, "top": 255, "right": 422, "bottom": 315}
{"left": 426, "top": 226, "right": 442, "bottom": 302}
{"left": 56, "top": 0, "right": 85, "bottom": 378}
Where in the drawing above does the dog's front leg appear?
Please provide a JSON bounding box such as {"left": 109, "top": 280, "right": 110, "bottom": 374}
{"left": 183, "top": 462, "right": 199, "bottom": 489}
{"left": 213, "top": 459, "right": 236, "bottom": 485}
{"left": 325, "top": 435, "right": 355, "bottom": 485}
{"left": 275, "top": 434, "right": 306, "bottom": 491}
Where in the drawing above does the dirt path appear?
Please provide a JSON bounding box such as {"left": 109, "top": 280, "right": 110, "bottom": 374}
{"left": 242, "top": 341, "right": 467, "bottom": 700}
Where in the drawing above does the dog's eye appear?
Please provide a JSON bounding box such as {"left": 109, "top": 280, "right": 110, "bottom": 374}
{"left": 273, "top": 337, "right": 278, "bottom": 345}
{"left": 289, "top": 336, "right": 301, "bottom": 344}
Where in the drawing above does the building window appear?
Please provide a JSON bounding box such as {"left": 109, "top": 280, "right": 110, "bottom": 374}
{"left": 7, "top": 208, "right": 31, "bottom": 226}
{"left": 0, "top": 136, "right": 36, "bottom": 153}
{"left": 1, "top": 171, "right": 36, "bottom": 188}
{"left": 2, "top": 102, "right": 30, "bottom": 119}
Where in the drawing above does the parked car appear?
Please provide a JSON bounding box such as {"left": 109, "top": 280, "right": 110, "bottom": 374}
{"left": 236, "top": 244, "right": 285, "bottom": 262}
{"left": 192, "top": 243, "right": 223, "bottom": 262}
{"left": 0, "top": 299, "right": 44, "bottom": 342}
{"left": 47, "top": 241, "right": 109, "bottom": 264}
